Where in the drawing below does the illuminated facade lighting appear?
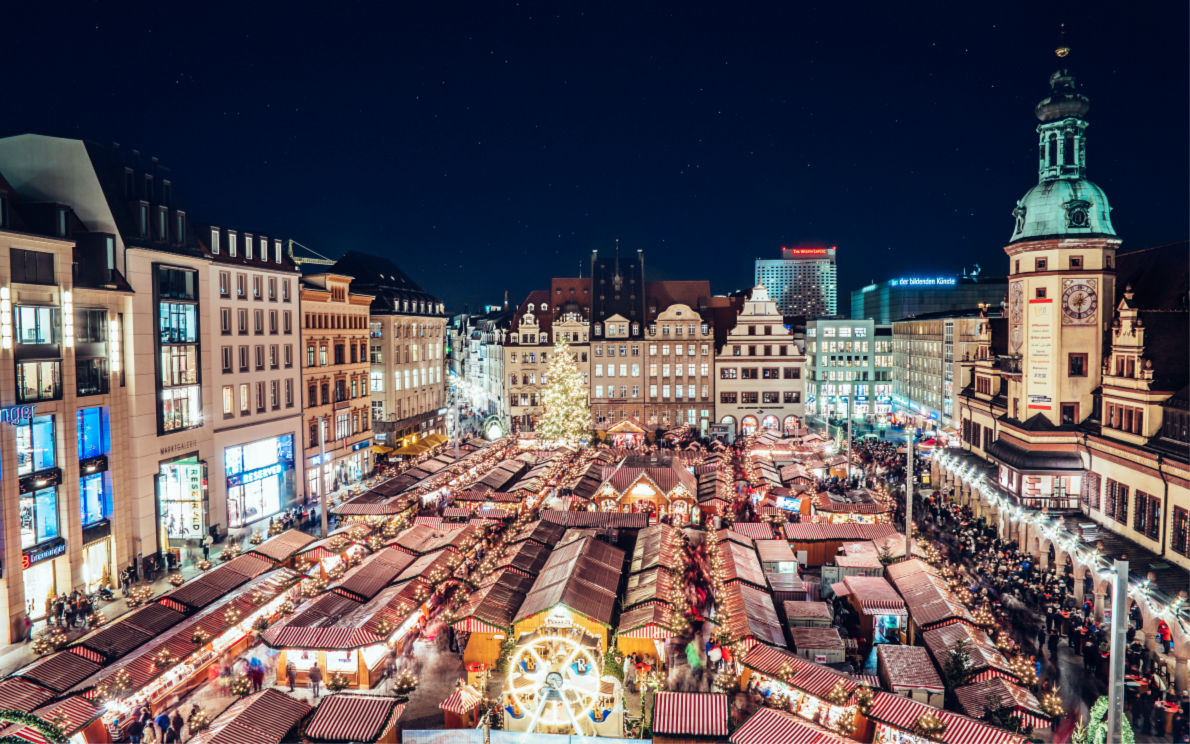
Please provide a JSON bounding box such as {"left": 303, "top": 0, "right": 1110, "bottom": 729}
{"left": 62, "top": 290, "right": 74, "bottom": 347}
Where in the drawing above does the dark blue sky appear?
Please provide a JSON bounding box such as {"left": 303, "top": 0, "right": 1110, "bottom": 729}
{"left": 5, "top": 1, "right": 1186, "bottom": 311}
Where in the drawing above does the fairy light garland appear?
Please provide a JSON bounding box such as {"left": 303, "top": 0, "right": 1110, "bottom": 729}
{"left": 934, "top": 451, "right": 1190, "bottom": 633}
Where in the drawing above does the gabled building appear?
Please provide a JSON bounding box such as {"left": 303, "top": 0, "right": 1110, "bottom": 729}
{"left": 327, "top": 251, "right": 448, "bottom": 451}
{"left": 589, "top": 246, "right": 646, "bottom": 429}
{"left": 642, "top": 280, "right": 715, "bottom": 434}
{"left": 505, "top": 290, "right": 551, "bottom": 432}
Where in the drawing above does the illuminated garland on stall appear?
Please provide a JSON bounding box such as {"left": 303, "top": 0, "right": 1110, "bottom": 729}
{"left": 0, "top": 710, "right": 68, "bottom": 744}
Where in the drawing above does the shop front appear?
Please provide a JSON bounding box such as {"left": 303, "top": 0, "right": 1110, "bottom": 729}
{"left": 22, "top": 539, "right": 65, "bottom": 620}
{"left": 225, "top": 434, "right": 297, "bottom": 529}
{"left": 157, "top": 455, "right": 208, "bottom": 549}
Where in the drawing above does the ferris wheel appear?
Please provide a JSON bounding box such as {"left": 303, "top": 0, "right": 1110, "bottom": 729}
{"left": 505, "top": 632, "right": 604, "bottom": 735}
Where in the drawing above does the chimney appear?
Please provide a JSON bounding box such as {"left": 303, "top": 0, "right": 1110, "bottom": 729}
{"left": 503, "top": 290, "right": 508, "bottom": 310}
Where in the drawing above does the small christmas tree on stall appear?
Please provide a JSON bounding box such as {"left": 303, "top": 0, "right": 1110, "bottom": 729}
{"left": 536, "top": 337, "right": 591, "bottom": 446}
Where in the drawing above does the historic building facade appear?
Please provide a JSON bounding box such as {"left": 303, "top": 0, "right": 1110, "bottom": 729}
{"left": 714, "top": 285, "right": 805, "bottom": 438}
{"left": 589, "top": 246, "right": 645, "bottom": 430}
{"left": 642, "top": 281, "right": 715, "bottom": 434}
{"left": 300, "top": 274, "right": 373, "bottom": 500}
{"left": 892, "top": 311, "right": 995, "bottom": 431}
{"left": 504, "top": 290, "right": 551, "bottom": 432}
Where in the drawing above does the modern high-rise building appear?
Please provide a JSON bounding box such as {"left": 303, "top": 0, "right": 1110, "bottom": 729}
{"left": 850, "top": 273, "right": 1008, "bottom": 323}
{"left": 754, "top": 244, "right": 838, "bottom": 318}
{"left": 804, "top": 318, "right": 893, "bottom": 423}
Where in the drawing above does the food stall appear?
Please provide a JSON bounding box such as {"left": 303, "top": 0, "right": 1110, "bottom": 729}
{"left": 812, "top": 489, "right": 892, "bottom": 525}
{"left": 921, "top": 623, "right": 1017, "bottom": 685}
{"left": 302, "top": 693, "right": 406, "bottom": 744}
{"left": 440, "top": 684, "right": 484, "bottom": 729}
{"left": 651, "top": 692, "right": 728, "bottom": 743}
{"left": 831, "top": 574, "right": 907, "bottom": 647}
{"left": 731, "top": 708, "right": 852, "bottom": 744}
{"left": 864, "top": 689, "right": 1029, "bottom": 744}
{"left": 955, "top": 677, "right": 1050, "bottom": 731}
{"left": 187, "top": 689, "right": 311, "bottom": 744}
{"left": 739, "top": 645, "right": 858, "bottom": 731}
{"left": 0, "top": 694, "right": 105, "bottom": 744}
{"left": 450, "top": 568, "right": 535, "bottom": 667}
{"left": 616, "top": 602, "right": 679, "bottom": 660}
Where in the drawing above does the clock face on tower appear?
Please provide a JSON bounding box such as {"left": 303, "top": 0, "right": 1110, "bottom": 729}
{"left": 1061, "top": 278, "right": 1098, "bottom": 325}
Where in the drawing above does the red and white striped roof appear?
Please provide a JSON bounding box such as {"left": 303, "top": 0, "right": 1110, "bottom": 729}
{"left": 190, "top": 689, "right": 312, "bottom": 744}
{"left": 439, "top": 685, "right": 483, "bottom": 715}
{"left": 263, "top": 626, "right": 381, "bottom": 650}
{"left": 742, "top": 645, "right": 857, "bottom": 700}
{"left": 304, "top": 693, "right": 405, "bottom": 741}
{"left": 867, "top": 690, "right": 1029, "bottom": 744}
{"left": 652, "top": 692, "right": 728, "bottom": 737}
{"left": 731, "top": 707, "right": 845, "bottom": 743}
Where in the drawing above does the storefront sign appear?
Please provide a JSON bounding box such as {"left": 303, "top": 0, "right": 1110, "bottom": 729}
{"left": 544, "top": 607, "right": 573, "bottom": 628}
{"left": 228, "top": 462, "right": 285, "bottom": 487}
{"left": 352, "top": 439, "right": 371, "bottom": 452}
{"left": 23, "top": 538, "right": 66, "bottom": 568}
{"left": 0, "top": 404, "right": 36, "bottom": 425}
{"left": 160, "top": 439, "right": 198, "bottom": 456}
{"left": 888, "top": 276, "right": 957, "bottom": 287}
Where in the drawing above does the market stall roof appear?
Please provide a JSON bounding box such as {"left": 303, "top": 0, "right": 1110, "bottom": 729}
{"left": 514, "top": 531, "right": 625, "bottom": 627}
{"left": 839, "top": 575, "right": 907, "bottom": 616}
{"left": 624, "top": 566, "right": 675, "bottom": 610}
{"left": 783, "top": 601, "right": 832, "bottom": 621}
{"left": 783, "top": 523, "right": 899, "bottom": 542}
{"left": 389, "top": 523, "right": 471, "bottom": 556}
{"left": 451, "top": 569, "right": 536, "bottom": 633}
{"left": 0, "top": 677, "right": 55, "bottom": 709}
{"left": 617, "top": 601, "right": 679, "bottom": 639}
{"left": 731, "top": 707, "right": 848, "bottom": 744}
{"left": 884, "top": 557, "right": 937, "bottom": 582}
{"left": 395, "top": 548, "right": 457, "bottom": 584}
{"left": 922, "top": 623, "right": 1014, "bottom": 679}
{"left": 330, "top": 547, "right": 417, "bottom": 602}
{"left": 304, "top": 693, "right": 406, "bottom": 743}
{"left": 790, "top": 627, "right": 844, "bottom": 653}
{"left": 716, "top": 528, "right": 756, "bottom": 548}
{"left": 15, "top": 650, "right": 103, "bottom": 692}
{"left": 475, "top": 458, "right": 530, "bottom": 491}
{"left": 954, "top": 677, "right": 1046, "bottom": 723}
{"left": 505, "top": 518, "right": 567, "bottom": 548}
{"left": 866, "top": 690, "right": 1028, "bottom": 744}
{"left": 491, "top": 539, "right": 553, "bottom": 577}
{"left": 652, "top": 692, "right": 728, "bottom": 737}
{"left": 333, "top": 491, "right": 413, "bottom": 516}
{"left": 454, "top": 489, "right": 522, "bottom": 503}
{"left": 166, "top": 558, "right": 269, "bottom": 611}
{"left": 730, "top": 522, "right": 775, "bottom": 540}
{"left": 249, "top": 529, "right": 318, "bottom": 563}
{"left": 539, "top": 509, "right": 649, "bottom": 528}
{"left": 813, "top": 489, "right": 891, "bottom": 515}
{"left": 741, "top": 645, "right": 856, "bottom": 700}
{"left": 767, "top": 572, "right": 806, "bottom": 596}
{"left": 440, "top": 684, "right": 483, "bottom": 714}
{"left": 718, "top": 582, "right": 785, "bottom": 648}
{"left": 876, "top": 644, "right": 945, "bottom": 693}
{"left": 629, "top": 523, "right": 680, "bottom": 574}
{"left": 896, "top": 575, "right": 974, "bottom": 629}
{"left": 189, "top": 688, "right": 312, "bottom": 744}
{"left": 718, "top": 538, "right": 769, "bottom": 589}
{"left": 755, "top": 539, "right": 797, "bottom": 564}
{"left": 0, "top": 694, "right": 102, "bottom": 742}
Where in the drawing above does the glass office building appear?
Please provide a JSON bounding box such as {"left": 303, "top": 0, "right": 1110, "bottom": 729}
{"left": 851, "top": 275, "right": 1007, "bottom": 324}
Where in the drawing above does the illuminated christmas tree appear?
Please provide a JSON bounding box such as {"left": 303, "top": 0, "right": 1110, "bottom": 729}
{"left": 536, "top": 337, "right": 590, "bottom": 446}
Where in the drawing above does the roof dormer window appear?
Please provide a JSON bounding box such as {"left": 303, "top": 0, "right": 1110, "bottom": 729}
{"left": 228, "top": 231, "right": 238, "bottom": 257}
{"left": 245, "top": 233, "right": 253, "bottom": 260}
{"left": 211, "top": 228, "right": 221, "bottom": 254}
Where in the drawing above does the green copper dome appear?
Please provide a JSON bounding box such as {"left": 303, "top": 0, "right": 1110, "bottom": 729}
{"left": 1010, "top": 177, "right": 1115, "bottom": 243}
{"left": 1008, "top": 67, "right": 1116, "bottom": 244}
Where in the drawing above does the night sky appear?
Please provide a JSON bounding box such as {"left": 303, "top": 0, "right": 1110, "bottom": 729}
{"left": 4, "top": 2, "right": 1186, "bottom": 312}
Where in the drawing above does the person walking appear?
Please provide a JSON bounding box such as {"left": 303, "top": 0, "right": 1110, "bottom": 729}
{"left": 22, "top": 615, "right": 32, "bottom": 643}
{"left": 286, "top": 660, "right": 297, "bottom": 692}
{"left": 154, "top": 710, "right": 171, "bottom": 742}
{"left": 309, "top": 662, "right": 323, "bottom": 698}
{"left": 169, "top": 710, "right": 183, "bottom": 737}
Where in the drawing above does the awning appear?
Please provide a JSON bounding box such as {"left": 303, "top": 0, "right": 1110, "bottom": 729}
{"left": 731, "top": 707, "right": 836, "bottom": 744}
{"left": 263, "top": 626, "right": 381, "bottom": 650}
{"left": 861, "top": 599, "right": 908, "bottom": 617}
{"left": 304, "top": 693, "right": 405, "bottom": 742}
{"left": 372, "top": 445, "right": 394, "bottom": 455}
{"left": 439, "top": 685, "right": 483, "bottom": 715}
{"left": 652, "top": 692, "right": 728, "bottom": 737}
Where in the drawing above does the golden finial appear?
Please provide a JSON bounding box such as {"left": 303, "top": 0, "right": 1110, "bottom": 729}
{"left": 1055, "top": 23, "right": 1070, "bottom": 58}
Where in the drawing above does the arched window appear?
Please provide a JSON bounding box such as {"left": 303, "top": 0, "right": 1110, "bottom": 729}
{"left": 1064, "top": 133, "right": 1074, "bottom": 165}
{"left": 1049, "top": 133, "right": 1058, "bottom": 166}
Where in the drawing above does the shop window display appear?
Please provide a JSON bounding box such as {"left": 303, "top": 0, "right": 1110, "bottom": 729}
{"left": 77, "top": 407, "right": 111, "bottom": 459}
{"left": 225, "top": 434, "right": 296, "bottom": 528}
{"left": 16, "top": 414, "right": 55, "bottom": 476}
{"left": 20, "top": 486, "right": 59, "bottom": 548}
{"left": 159, "top": 456, "right": 206, "bottom": 541}
{"left": 80, "top": 472, "right": 113, "bottom": 526}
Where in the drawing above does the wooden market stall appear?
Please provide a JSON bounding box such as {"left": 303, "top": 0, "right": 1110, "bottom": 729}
{"left": 922, "top": 622, "right": 1018, "bottom": 685}
{"left": 755, "top": 539, "right": 798, "bottom": 573}
{"left": 188, "top": 689, "right": 311, "bottom": 744}
{"left": 863, "top": 690, "right": 1029, "bottom": 744}
{"left": 876, "top": 644, "right": 945, "bottom": 706}
{"left": 955, "top": 677, "right": 1051, "bottom": 732}
{"left": 783, "top": 523, "right": 898, "bottom": 567}
{"left": 0, "top": 694, "right": 105, "bottom": 744}
{"left": 812, "top": 488, "right": 892, "bottom": 525}
{"left": 830, "top": 574, "right": 908, "bottom": 647}
{"left": 440, "top": 683, "right": 484, "bottom": 729}
{"left": 616, "top": 602, "right": 680, "bottom": 660}
{"left": 738, "top": 645, "right": 860, "bottom": 731}
{"left": 790, "top": 627, "right": 846, "bottom": 664}
{"left": 302, "top": 693, "right": 407, "bottom": 744}
{"left": 651, "top": 692, "right": 729, "bottom": 743}
{"left": 591, "top": 455, "right": 698, "bottom": 523}
{"left": 450, "top": 568, "right": 536, "bottom": 667}
{"left": 717, "top": 581, "right": 786, "bottom": 650}
{"left": 885, "top": 559, "right": 976, "bottom": 644}
{"left": 730, "top": 707, "right": 852, "bottom": 744}
{"left": 784, "top": 600, "right": 833, "bottom": 629}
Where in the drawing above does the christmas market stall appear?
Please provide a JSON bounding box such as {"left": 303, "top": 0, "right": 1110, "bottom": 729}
{"left": 616, "top": 601, "right": 681, "bottom": 660}
{"left": 738, "top": 645, "right": 860, "bottom": 730}
{"left": 921, "top": 622, "right": 1017, "bottom": 685}
{"left": 187, "top": 689, "right": 311, "bottom": 744}
{"left": 263, "top": 578, "right": 431, "bottom": 690}
{"left": 783, "top": 523, "right": 899, "bottom": 567}
{"left": 247, "top": 528, "right": 319, "bottom": 566}
{"left": 864, "top": 689, "right": 1029, "bottom": 744}
{"left": 0, "top": 694, "right": 105, "bottom": 744}
{"left": 954, "top": 676, "right": 1050, "bottom": 732}
{"left": 885, "top": 559, "right": 976, "bottom": 644}
{"left": 730, "top": 707, "right": 852, "bottom": 744}
{"left": 302, "top": 693, "right": 407, "bottom": 744}
{"left": 651, "top": 692, "right": 729, "bottom": 743}
{"left": 875, "top": 644, "right": 945, "bottom": 707}
{"left": 830, "top": 574, "right": 907, "bottom": 647}
{"left": 449, "top": 568, "right": 536, "bottom": 667}
{"left": 716, "top": 581, "right": 786, "bottom": 650}
{"left": 812, "top": 488, "right": 892, "bottom": 525}
{"left": 755, "top": 538, "right": 798, "bottom": 574}
{"left": 591, "top": 455, "right": 698, "bottom": 524}
{"left": 439, "top": 683, "right": 484, "bottom": 729}
{"left": 790, "top": 627, "right": 846, "bottom": 664}
{"left": 604, "top": 418, "right": 647, "bottom": 448}
{"left": 784, "top": 600, "right": 833, "bottom": 629}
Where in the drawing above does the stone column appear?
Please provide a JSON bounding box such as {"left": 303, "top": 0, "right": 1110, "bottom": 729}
{"left": 1174, "top": 654, "right": 1189, "bottom": 694}
{"left": 1093, "top": 587, "right": 1106, "bottom": 622}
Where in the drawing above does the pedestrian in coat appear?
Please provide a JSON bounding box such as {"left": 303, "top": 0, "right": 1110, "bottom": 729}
{"left": 309, "top": 662, "right": 324, "bottom": 698}
{"left": 286, "top": 661, "right": 297, "bottom": 692}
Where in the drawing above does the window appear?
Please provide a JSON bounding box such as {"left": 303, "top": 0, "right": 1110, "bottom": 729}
{"left": 762, "top": 368, "right": 779, "bottom": 379}
{"left": 162, "top": 387, "right": 201, "bottom": 432}
{"left": 1036, "top": 287, "right": 1047, "bottom": 299}
{"left": 284, "top": 345, "right": 293, "bottom": 367}
{"left": 741, "top": 392, "right": 759, "bottom": 404}
{"left": 1068, "top": 353, "right": 1087, "bottom": 377}
{"left": 253, "top": 276, "right": 262, "bottom": 299}
{"left": 1105, "top": 479, "right": 1129, "bottom": 523}
{"left": 283, "top": 312, "right": 292, "bottom": 334}
{"left": 238, "top": 309, "right": 248, "bottom": 334}
{"left": 223, "top": 385, "right": 234, "bottom": 416}
{"left": 221, "top": 308, "right": 231, "bottom": 335}
{"left": 17, "top": 361, "right": 61, "bottom": 402}
{"left": 15, "top": 306, "right": 60, "bottom": 345}
{"left": 285, "top": 379, "right": 293, "bottom": 407}
{"left": 211, "top": 229, "right": 221, "bottom": 255}
{"left": 255, "top": 346, "right": 265, "bottom": 370}
{"left": 1174, "top": 507, "right": 1190, "bottom": 557}
{"left": 16, "top": 415, "right": 56, "bottom": 475}
{"left": 741, "top": 368, "right": 758, "bottom": 380}
{"left": 80, "top": 472, "right": 112, "bottom": 527}
{"left": 1070, "top": 256, "right": 1083, "bottom": 269}
{"left": 1135, "top": 491, "right": 1161, "bottom": 541}
{"left": 784, "top": 391, "right": 800, "bottom": 403}
{"left": 720, "top": 368, "right": 736, "bottom": 379}
{"left": 269, "top": 345, "right": 278, "bottom": 369}
{"left": 219, "top": 271, "right": 230, "bottom": 297}
{"left": 10, "top": 249, "right": 55, "bottom": 284}
{"left": 1035, "top": 257, "right": 1047, "bottom": 271}
{"left": 76, "top": 358, "right": 109, "bottom": 396}
{"left": 76, "top": 407, "right": 109, "bottom": 461}
{"left": 20, "top": 487, "right": 59, "bottom": 548}
{"left": 160, "top": 345, "right": 198, "bottom": 386}
{"left": 257, "top": 381, "right": 266, "bottom": 412}
{"left": 236, "top": 274, "right": 247, "bottom": 298}
{"left": 238, "top": 383, "right": 250, "bottom": 415}
{"left": 784, "top": 367, "right": 800, "bottom": 379}
{"left": 254, "top": 309, "right": 264, "bottom": 334}
{"left": 762, "top": 392, "right": 779, "bottom": 404}
{"left": 282, "top": 280, "right": 291, "bottom": 302}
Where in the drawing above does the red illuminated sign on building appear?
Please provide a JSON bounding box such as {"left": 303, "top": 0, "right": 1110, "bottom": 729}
{"left": 780, "top": 245, "right": 833, "bottom": 257}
